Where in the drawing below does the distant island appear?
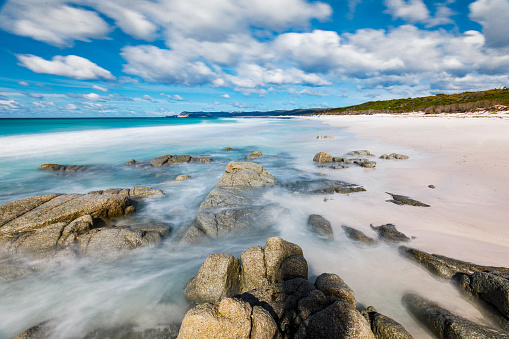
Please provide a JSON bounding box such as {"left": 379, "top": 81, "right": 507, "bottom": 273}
{"left": 174, "top": 88, "right": 509, "bottom": 118}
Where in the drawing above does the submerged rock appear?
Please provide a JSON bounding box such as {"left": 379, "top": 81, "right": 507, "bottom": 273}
{"left": 150, "top": 154, "right": 210, "bottom": 167}
{"left": 379, "top": 153, "right": 409, "bottom": 160}
{"left": 217, "top": 161, "right": 276, "bottom": 188}
{"left": 307, "top": 214, "right": 333, "bottom": 240}
{"left": 399, "top": 246, "right": 509, "bottom": 279}
{"left": 175, "top": 174, "right": 191, "bottom": 181}
{"left": 385, "top": 192, "right": 430, "bottom": 207}
{"left": 361, "top": 306, "right": 413, "bottom": 339}
{"left": 352, "top": 159, "right": 377, "bottom": 168}
{"left": 39, "top": 163, "right": 88, "bottom": 172}
{"left": 312, "top": 152, "right": 333, "bottom": 163}
{"left": 342, "top": 226, "right": 378, "bottom": 246}
{"left": 402, "top": 293, "right": 509, "bottom": 338}
{"left": 370, "top": 224, "right": 411, "bottom": 244}
{"left": 348, "top": 150, "right": 375, "bottom": 157}
{"left": 246, "top": 151, "right": 263, "bottom": 159}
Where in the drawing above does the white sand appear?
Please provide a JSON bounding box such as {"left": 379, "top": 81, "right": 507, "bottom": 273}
{"left": 308, "top": 114, "right": 509, "bottom": 266}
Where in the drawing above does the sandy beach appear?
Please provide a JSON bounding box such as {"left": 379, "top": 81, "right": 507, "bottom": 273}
{"left": 308, "top": 114, "right": 509, "bottom": 265}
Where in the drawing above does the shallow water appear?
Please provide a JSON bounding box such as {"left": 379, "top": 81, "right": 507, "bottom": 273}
{"left": 0, "top": 117, "right": 500, "bottom": 338}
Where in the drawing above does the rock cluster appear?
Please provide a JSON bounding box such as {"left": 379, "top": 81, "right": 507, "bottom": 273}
{"left": 39, "top": 164, "right": 88, "bottom": 172}
{"left": 0, "top": 187, "right": 168, "bottom": 262}
{"left": 380, "top": 153, "right": 409, "bottom": 160}
{"left": 179, "top": 162, "right": 277, "bottom": 243}
{"left": 312, "top": 151, "right": 377, "bottom": 168}
{"left": 150, "top": 154, "right": 211, "bottom": 167}
{"left": 316, "top": 135, "right": 334, "bottom": 139}
{"left": 178, "top": 237, "right": 411, "bottom": 339}
{"left": 246, "top": 151, "right": 263, "bottom": 159}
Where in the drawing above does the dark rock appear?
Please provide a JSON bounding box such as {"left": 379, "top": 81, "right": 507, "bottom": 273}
{"left": 454, "top": 271, "right": 509, "bottom": 330}
{"left": 150, "top": 154, "right": 210, "bottom": 167}
{"left": 385, "top": 192, "right": 430, "bottom": 207}
{"left": 399, "top": 246, "right": 509, "bottom": 279}
{"left": 371, "top": 224, "right": 410, "bottom": 244}
{"left": 379, "top": 153, "right": 409, "bottom": 160}
{"left": 352, "top": 159, "right": 377, "bottom": 168}
{"left": 313, "top": 152, "right": 333, "bottom": 163}
{"left": 428, "top": 184, "right": 436, "bottom": 189}
{"left": 342, "top": 226, "right": 378, "bottom": 246}
{"left": 14, "top": 321, "right": 53, "bottom": 339}
{"left": 315, "top": 273, "right": 356, "bottom": 307}
{"left": 125, "top": 159, "right": 136, "bottom": 165}
{"left": 402, "top": 293, "right": 509, "bottom": 338}
{"left": 307, "top": 214, "right": 333, "bottom": 240}
{"left": 361, "top": 306, "right": 413, "bottom": 339}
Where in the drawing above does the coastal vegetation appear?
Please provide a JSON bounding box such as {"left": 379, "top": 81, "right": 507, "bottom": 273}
{"left": 313, "top": 88, "right": 509, "bottom": 115}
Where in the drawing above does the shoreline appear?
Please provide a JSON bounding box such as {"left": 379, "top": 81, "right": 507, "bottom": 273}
{"left": 304, "top": 114, "right": 509, "bottom": 266}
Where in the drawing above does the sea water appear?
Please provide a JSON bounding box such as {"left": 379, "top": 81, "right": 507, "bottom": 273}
{"left": 0, "top": 117, "right": 494, "bottom": 338}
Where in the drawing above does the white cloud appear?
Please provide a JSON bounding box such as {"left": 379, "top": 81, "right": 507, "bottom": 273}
{"left": 0, "top": 99, "right": 24, "bottom": 109}
{"left": 92, "top": 85, "right": 108, "bottom": 92}
{"left": 142, "top": 94, "right": 156, "bottom": 102}
{"left": 0, "top": 1, "right": 110, "bottom": 46}
{"left": 221, "top": 94, "right": 230, "bottom": 98}
{"left": 213, "top": 100, "right": 220, "bottom": 105}
{"left": 469, "top": 0, "right": 509, "bottom": 48}
{"left": 384, "top": 0, "right": 430, "bottom": 23}
{"left": 66, "top": 104, "right": 78, "bottom": 110}
{"left": 17, "top": 55, "right": 115, "bottom": 81}
{"left": 173, "top": 95, "right": 185, "bottom": 101}
{"left": 18, "top": 81, "right": 29, "bottom": 87}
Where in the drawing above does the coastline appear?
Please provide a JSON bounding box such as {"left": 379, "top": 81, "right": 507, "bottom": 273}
{"left": 305, "top": 113, "right": 509, "bottom": 265}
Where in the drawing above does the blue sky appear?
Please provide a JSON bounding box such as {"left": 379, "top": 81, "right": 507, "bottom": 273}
{"left": 0, "top": 0, "right": 508, "bottom": 117}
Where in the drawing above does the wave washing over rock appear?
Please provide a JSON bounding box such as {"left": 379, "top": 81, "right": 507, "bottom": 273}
{"left": 1, "top": 117, "right": 508, "bottom": 338}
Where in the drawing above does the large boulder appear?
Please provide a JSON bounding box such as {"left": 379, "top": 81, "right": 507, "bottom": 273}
{"left": 370, "top": 224, "right": 410, "bottom": 244}
{"left": 402, "top": 293, "right": 509, "bottom": 338}
{"left": 399, "top": 247, "right": 509, "bottom": 279}
{"left": 342, "top": 226, "right": 378, "bottom": 246}
{"left": 307, "top": 214, "right": 333, "bottom": 240}
{"left": 361, "top": 306, "right": 414, "bottom": 339}
{"left": 216, "top": 161, "right": 276, "bottom": 187}
{"left": 184, "top": 253, "right": 241, "bottom": 304}
{"left": 313, "top": 152, "right": 333, "bottom": 163}
{"left": 315, "top": 273, "right": 356, "bottom": 307}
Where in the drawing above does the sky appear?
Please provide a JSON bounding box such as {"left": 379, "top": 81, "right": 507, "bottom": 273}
{"left": 0, "top": 0, "right": 508, "bottom": 117}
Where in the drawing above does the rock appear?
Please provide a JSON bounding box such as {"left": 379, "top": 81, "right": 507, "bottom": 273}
{"left": 402, "top": 293, "right": 509, "bottom": 338}
{"left": 316, "top": 135, "right": 334, "bottom": 139}
{"left": 399, "top": 247, "right": 509, "bottom": 279}
{"left": 342, "top": 226, "right": 378, "bottom": 246}
{"left": 296, "top": 300, "right": 375, "bottom": 339}
{"left": 216, "top": 161, "right": 276, "bottom": 187}
{"left": 264, "top": 236, "right": 307, "bottom": 283}
{"left": 385, "top": 193, "right": 429, "bottom": 207}
{"left": 124, "top": 159, "right": 136, "bottom": 165}
{"left": 14, "top": 321, "right": 53, "bottom": 339}
{"left": 315, "top": 273, "right": 356, "bottom": 307}
{"left": 352, "top": 159, "right": 377, "bottom": 168}
{"left": 194, "top": 208, "right": 265, "bottom": 239}
{"left": 246, "top": 151, "right": 262, "bottom": 160}
{"left": 150, "top": 154, "right": 210, "bottom": 166}
{"left": 348, "top": 150, "right": 375, "bottom": 157}
{"left": 428, "top": 184, "right": 436, "bottom": 189}
{"left": 184, "top": 253, "right": 241, "bottom": 304}
{"left": 240, "top": 246, "right": 269, "bottom": 293}
{"left": 177, "top": 297, "right": 253, "bottom": 339}
{"left": 332, "top": 157, "right": 349, "bottom": 163}
{"left": 306, "top": 181, "right": 366, "bottom": 195}
{"left": 313, "top": 152, "right": 333, "bottom": 163}
{"left": 454, "top": 271, "right": 509, "bottom": 330}
{"left": 361, "top": 306, "right": 413, "bottom": 339}
{"left": 251, "top": 305, "right": 281, "bottom": 339}
{"left": 225, "top": 147, "right": 234, "bottom": 151}
{"left": 199, "top": 187, "right": 253, "bottom": 209}
{"left": 175, "top": 175, "right": 191, "bottom": 181}
{"left": 39, "top": 164, "right": 88, "bottom": 172}
{"left": 87, "top": 186, "right": 163, "bottom": 199}
{"left": 379, "top": 153, "right": 409, "bottom": 160}
{"left": 307, "top": 214, "right": 334, "bottom": 240}
{"left": 370, "top": 224, "right": 410, "bottom": 244}
{"left": 84, "top": 323, "right": 180, "bottom": 339}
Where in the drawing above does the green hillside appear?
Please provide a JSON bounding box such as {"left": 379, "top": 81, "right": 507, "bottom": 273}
{"left": 314, "top": 88, "right": 509, "bottom": 115}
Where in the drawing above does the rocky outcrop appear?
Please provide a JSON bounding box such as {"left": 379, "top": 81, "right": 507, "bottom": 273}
{"left": 312, "top": 152, "right": 333, "bottom": 163}
{"left": 399, "top": 247, "right": 509, "bottom": 279}
{"left": 402, "top": 293, "right": 509, "bottom": 338}
{"left": 178, "top": 238, "right": 410, "bottom": 339}
{"left": 361, "top": 306, "right": 413, "bottom": 339}
{"left": 348, "top": 150, "right": 375, "bottom": 157}
{"left": 370, "top": 224, "right": 411, "bottom": 244}
{"left": 88, "top": 186, "right": 163, "bottom": 199}
{"left": 342, "top": 226, "right": 378, "bottom": 246}
{"left": 454, "top": 271, "right": 509, "bottom": 330}
{"left": 0, "top": 188, "right": 168, "bottom": 262}
{"left": 179, "top": 162, "right": 277, "bottom": 244}
{"left": 183, "top": 237, "right": 307, "bottom": 304}
{"left": 380, "top": 153, "right": 409, "bottom": 160}
{"left": 39, "top": 164, "right": 88, "bottom": 172}
{"left": 385, "top": 193, "right": 429, "bottom": 207}
{"left": 246, "top": 151, "right": 263, "bottom": 160}
{"left": 307, "top": 214, "right": 333, "bottom": 240}
{"left": 150, "top": 154, "right": 211, "bottom": 167}
{"left": 175, "top": 175, "right": 191, "bottom": 181}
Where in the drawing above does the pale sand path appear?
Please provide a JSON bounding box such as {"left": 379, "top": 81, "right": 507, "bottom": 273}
{"left": 307, "top": 114, "right": 509, "bottom": 266}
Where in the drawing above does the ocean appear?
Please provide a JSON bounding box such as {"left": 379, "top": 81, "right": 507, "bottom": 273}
{"left": 0, "top": 117, "right": 487, "bottom": 338}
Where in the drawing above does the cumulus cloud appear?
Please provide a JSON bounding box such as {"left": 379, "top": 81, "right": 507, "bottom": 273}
{"left": 469, "top": 0, "right": 509, "bottom": 48}
{"left": 0, "top": 1, "right": 110, "bottom": 46}
{"left": 221, "top": 94, "right": 230, "bottom": 98}
{"left": 160, "top": 93, "right": 186, "bottom": 101}
{"left": 0, "top": 99, "right": 24, "bottom": 109}
{"left": 142, "top": 94, "right": 156, "bottom": 102}
{"left": 18, "top": 81, "right": 29, "bottom": 87}
{"left": 67, "top": 93, "right": 133, "bottom": 102}
{"left": 17, "top": 55, "right": 115, "bottom": 81}
{"left": 384, "top": 0, "right": 430, "bottom": 23}
{"left": 92, "top": 85, "right": 108, "bottom": 92}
